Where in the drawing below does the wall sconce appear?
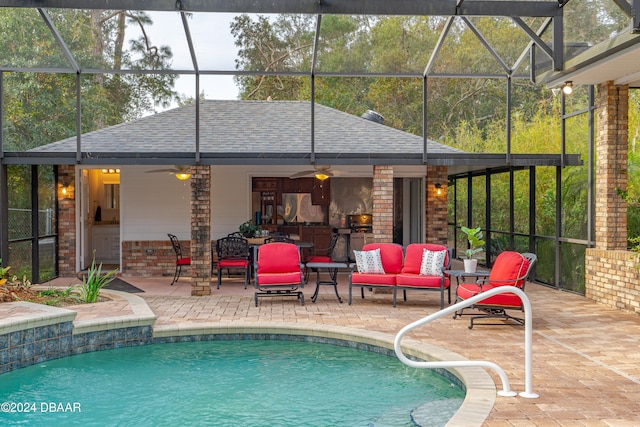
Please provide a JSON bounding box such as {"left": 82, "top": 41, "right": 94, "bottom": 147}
{"left": 435, "top": 183, "right": 443, "bottom": 196}
{"left": 561, "top": 81, "right": 573, "bottom": 95}
{"left": 59, "top": 180, "right": 74, "bottom": 200}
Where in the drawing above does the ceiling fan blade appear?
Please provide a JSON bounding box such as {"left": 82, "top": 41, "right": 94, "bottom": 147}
{"left": 145, "top": 168, "right": 179, "bottom": 174}
{"left": 289, "top": 170, "right": 315, "bottom": 179}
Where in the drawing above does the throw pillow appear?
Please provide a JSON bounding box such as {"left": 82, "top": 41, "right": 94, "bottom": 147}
{"left": 420, "top": 249, "right": 446, "bottom": 276}
{"left": 354, "top": 248, "right": 385, "bottom": 274}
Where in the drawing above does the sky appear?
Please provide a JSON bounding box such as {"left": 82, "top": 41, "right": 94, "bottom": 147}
{"left": 141, "top": 12, "right": 242, "bottom": 107}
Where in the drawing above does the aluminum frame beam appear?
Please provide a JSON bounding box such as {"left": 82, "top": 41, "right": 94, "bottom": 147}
{"left": 0, "top": 0, "right": 563, "bottom": 17}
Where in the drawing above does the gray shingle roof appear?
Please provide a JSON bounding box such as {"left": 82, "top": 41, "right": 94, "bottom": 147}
{"left": 32, "top": 100, "right": 463, "bottom": 155}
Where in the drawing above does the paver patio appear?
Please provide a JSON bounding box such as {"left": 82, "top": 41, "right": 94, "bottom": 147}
{"left": 39, "top": 271, "right": 640, "bottom": 426}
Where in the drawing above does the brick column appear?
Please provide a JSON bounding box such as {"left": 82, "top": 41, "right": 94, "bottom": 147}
{"left": 425, "top": 166, "right": 448, "bottom": 245}
{"left": 190, "top": 165, "right": 212, "bottom": 296}
{"left": 57, "top": 165, "right": 76, "bottom": 276}
{"left": 595, "top": 81, "right": 628, "bottom": 250}
{"left": 585, "top": 81, "right": 632, "bottom": 312}
{"left": 372, "top": 165, "right": 393, "bottom": 242}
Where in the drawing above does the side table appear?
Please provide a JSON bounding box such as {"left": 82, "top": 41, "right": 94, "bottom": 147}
{"left": 305, "top": 262, "right": 353, "bottom": 303}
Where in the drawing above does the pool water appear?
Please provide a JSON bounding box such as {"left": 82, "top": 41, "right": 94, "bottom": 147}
{"left": 0, "top": 340, "right": 464, "bottom": 426}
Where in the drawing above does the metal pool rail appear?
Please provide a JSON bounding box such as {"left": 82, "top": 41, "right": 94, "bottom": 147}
{"left": 394, "top": 286, "right": 538, "bottom": 399}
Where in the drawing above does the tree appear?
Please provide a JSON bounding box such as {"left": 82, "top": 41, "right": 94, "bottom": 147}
{"left": 0, "top": 8, "right": 178, "bottom": 150}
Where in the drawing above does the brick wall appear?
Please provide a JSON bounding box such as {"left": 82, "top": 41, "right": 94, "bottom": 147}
{"left": 372, "top": 165, "right": 394, "bottom": 242}
{"left": 120, "top": 239, "right": 184, "bottom": 277}
{"left": 595, "top": 81, "right": 628, "bottom": 250}
{"left": 57, "top": 165, "right": 76, "bottom": 276}
{"left": 190, "top": 165, "right": 212, "bottom": 296}
{"left": 585, "top": 81, "right": 635, "bottom": 313}
{"left": 426, "top": 166, "right": 448, "bottom": 245}
{"left": 585, "top": 249, "right": 640, "bottom": 314}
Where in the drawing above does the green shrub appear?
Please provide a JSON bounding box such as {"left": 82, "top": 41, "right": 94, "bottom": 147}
{"left": 80, "top": 255, "right": 117, "bottom": 303}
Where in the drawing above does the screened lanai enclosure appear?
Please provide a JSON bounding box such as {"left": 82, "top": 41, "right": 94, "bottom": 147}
{"left": 1, "top": 0, "right": 639, "bottom": 296}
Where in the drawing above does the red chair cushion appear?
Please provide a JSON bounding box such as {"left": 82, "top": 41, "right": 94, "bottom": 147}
{"left": 489, "top": 251, "right": 530, "bottom": 288}
{"left": 177, "top": 257, "right": 191, "bottom": 266}
{"left": 457, "top": 283, "right": 522, "bottom": 308}
{"left": 218, "top": 259, "right": 248, "bottom": 268}
{"left": 395, "top": 273, "right": 449, "bottom": 289}
{"left": 257, "top": 243, "right": 301, "bottom": 274}
{"left": 361, "top": 243, "right": 403, "bottom": 274}
{"left": 257, "top": 272, "right": 302, "bottom": 286}
{"left": 305, "top": 255, "right": 331, "bottom": 263}
{"left": 351, "top": 272, "right": 396, "bottom": 286}
{"left": 401, "top": 244, "right": 448, "bottom": 274}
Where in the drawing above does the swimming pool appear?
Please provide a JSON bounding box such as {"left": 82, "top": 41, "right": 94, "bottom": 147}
{"left": 0, "top": 339, "right": 464, "bottom": 426}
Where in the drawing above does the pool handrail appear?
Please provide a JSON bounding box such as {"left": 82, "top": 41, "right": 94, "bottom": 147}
{"left": 394, "top": 286, "right": 538, "bottom": 399}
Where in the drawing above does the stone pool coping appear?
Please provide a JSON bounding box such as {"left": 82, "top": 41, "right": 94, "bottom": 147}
{"left": 1, "top": 289, "right": 495, "bottom": 427}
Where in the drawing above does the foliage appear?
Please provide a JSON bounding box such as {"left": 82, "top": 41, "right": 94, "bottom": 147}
{"left": 38, "top": 286, "right": 80, "bottom": 306}
{"left": 0, "top": 8, "right": 178, "bottom": 151}
{"left": 80, "top": 254, "right": 117, "bottom": 303}
{"left": 460, "top": 226, "right": 485, "bottom": 259}
{"left": 239, "top": 220, "right": 262, "bottom": 238}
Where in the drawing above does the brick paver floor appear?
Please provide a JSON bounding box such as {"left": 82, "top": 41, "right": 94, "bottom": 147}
{"left": 45, "top": 272, "right": 640, "bottom": 426}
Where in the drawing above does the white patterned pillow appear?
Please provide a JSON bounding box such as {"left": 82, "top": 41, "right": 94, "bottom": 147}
{"left": 420, "top": 249, "right": 446, "bottom": 276}
{"left": 354, "top": 248, "right": 385, "bottom": 274}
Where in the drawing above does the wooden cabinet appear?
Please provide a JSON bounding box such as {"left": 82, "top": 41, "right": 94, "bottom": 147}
{"left": 311, "top": 178, "right": 330, "bottom": 205}
{"left": 280, "top": 177, "right": 299, "bottom": 193}
{"left": 297, "top": 178, "right": 314, "bottom": 193}
{"left": 252, "top": 177, "right": 278, "bottom": 192}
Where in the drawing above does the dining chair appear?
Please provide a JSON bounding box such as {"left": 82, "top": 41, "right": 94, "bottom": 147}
{"left": 216, "top": 236, "right": 251, "bottom": 289}
{"left": 168, "top": 233, "right": 191, "bottom": 285}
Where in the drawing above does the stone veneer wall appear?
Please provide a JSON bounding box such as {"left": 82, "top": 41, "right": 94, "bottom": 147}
{"left": 426, "top": 166, "right": 448, "bottom": 245}
{"left": 372, "top": 165, "right": 394, "bottom": 242}
{"left": 585, "top": 82, "right": 635, "bottom": 313}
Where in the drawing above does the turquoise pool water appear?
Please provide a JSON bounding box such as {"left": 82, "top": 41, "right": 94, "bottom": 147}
{"left": 0, "top": 340, "right": 464, "bottom": 426}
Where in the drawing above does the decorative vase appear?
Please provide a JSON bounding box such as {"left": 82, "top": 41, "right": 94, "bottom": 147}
{"left": 464, "top": 258, "right": 477, "bottom": 273}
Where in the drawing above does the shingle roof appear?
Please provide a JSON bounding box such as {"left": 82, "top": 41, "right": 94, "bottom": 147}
{"left": 31, "top": 100, "right": 463, "bottom": 155}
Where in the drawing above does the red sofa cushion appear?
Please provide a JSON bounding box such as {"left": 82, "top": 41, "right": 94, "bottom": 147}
{"left": 351, "top": 272, "right": 396, "bottom": 286}
{"left": 395, "top": 273, "right": 449, "bottom": 289}
{"left": 361, "top": 243, "right": 403, "bottom": 274}
{"left": 401, "top": 243, "right": 448, "bottom": 275}
{"left": 489, "top": 251, "right": 530, "bottom": 288}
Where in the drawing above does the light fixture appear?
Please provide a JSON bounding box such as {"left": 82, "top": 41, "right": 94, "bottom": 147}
{"left": 561, "top": 81, "right": 573, "bottom": 95}
{"left": 59, "top": 179, "right": 73, "bottom": 200}
{"left": 101, "top": 168, "right": 120, "bottom": 174}
{"left": 175, "top": 172, "right": 191, "bottom": 181}
{"left": 435, "top": 183, "right": 443, "bottom": 196}
{"left": 314, "top": 172, "right": 330, "bottom": 181}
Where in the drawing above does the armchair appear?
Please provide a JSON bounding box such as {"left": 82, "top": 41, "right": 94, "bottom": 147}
{"left": 453, "top": 251, "right": 536, "bottom": 328}
{"left": 254, "top": 242, "right": 305, "bottom": 306}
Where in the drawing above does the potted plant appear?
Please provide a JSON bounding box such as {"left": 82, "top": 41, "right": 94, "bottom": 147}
{"left": 239, "top": 219, "right": 262, "bottom": 238}
{"left": 461, "top": 226, "right": 486, "bottom": 273}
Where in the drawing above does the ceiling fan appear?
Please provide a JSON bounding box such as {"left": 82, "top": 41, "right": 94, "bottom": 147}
{"left": 289, "top": 165, "right": 334, "bottom": 181}
{"left": 145, "top": 165, "right": 191, "bottom": 181}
